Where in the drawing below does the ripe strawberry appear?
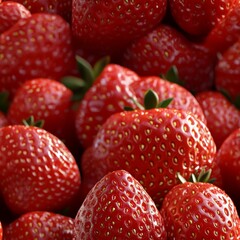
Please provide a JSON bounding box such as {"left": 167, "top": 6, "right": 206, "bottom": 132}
{"left": 80, "top": 98, "right": 221, "bottom": 208}
{"left": 168, "top": 0, "right": 237, "bottom": 36}
{"left": 0, "top": 1, "right": 31, "bottom": 34}
{"left": 74, "top": 170, "right": 167, "bottom": 239}
{"left": 2, "top": 0, "right": 72, "bottom": 22}
{"left": 0, "top": 13, "right": 74, "bottom": 98}
{"left": 195, "top": 91, "right": 240, "bottom": 149}
{"left": 215, "top": 39, "right": 240, "bottom": 104}
{"left": 3, "top": 211, "right": 74, "bottom": 239}
{"left": 204, "top": 5, "right": 240, "bottom": 55}
{"left": 7, "top": 78, "right": 73, "bottom": 143}
{"left": 215, "top": 128, "right": 240, "bottom": 213}
{"left": 121, "top": 24, "right": 215, "bottom": 93}
{"left": 160, "top": 171, "right": 240, "bottom": 239}
{"left": 0, "top": 125, "right": 81, "bottom": 214}
{"left": 72, "top": 0, "right": 167, "bottom": 55}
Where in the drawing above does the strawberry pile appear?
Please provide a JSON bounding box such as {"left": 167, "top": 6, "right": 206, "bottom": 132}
{"left": 0, "top": 0, "right": 240, "bottom": 239}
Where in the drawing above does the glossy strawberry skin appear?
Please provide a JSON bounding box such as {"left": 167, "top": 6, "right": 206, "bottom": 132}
{"left": 195, "top": 91, "right": 240, "bottom": 149}
{"left": 215, "top": 39, "right": 240, "bottom": 103}
{"left": 160, "top": 182, "right": 240, "bottom": 239}
{"left": 74, "top": 170, "right": 167, "bottom": 240}
{"left": 81, "top": 108, "right": 221, "bottom": 208}
{"left": 169, "top": 0, "right": 237, "bottom": 36}
{"left": 0, "top": 1, "right": 31, "bottom": 34}
{"left": 0, "top": 13, "right": 74, "bottom": 97}
{"left": 75, "top": 64, "right": 140, "bottom": 149}
{"left": 7, "top": 78, "right": 73, "bottom": 142}
{"left": 216, "top": 128, "right": 240, "bottom": 212}
{"left": 3, "top": 211, "right": 74, "bottom": 239}
{"left": 121, "top": 24, "right": 215, "bottom": 93}
{"left": 72, "top": 0, "right": 167, "bottom": 55}
{"left": 0, "top": 125, "right": 81, "bottom": 214}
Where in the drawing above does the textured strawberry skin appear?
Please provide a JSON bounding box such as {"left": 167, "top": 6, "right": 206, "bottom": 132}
{"left": 3, "top": 211, "right": 74, "bottom": 239}
{"left": 0, "top": 13, "right": 74, "bottom": 97}
{"left": 81, "top": 108, "right": 221, "bottom": 208}
{"left": 74, "top": 170, "right": 167, "bottom": 240}
{"left": 160, "top": 182, "right": 240, "bottom": 239}
{"left": 0, "top": 125, "right": 81, "bottom": 214}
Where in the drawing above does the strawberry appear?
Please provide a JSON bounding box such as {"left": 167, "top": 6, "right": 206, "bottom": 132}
{"left": 195, "top": 91, "right": 240, "bottom": 149}
{"left": 0, "top": 1, "right": 31, "bottom": 34}
{"left": 74, "top": 170, "right": 167, "bottom": 239}
{"left": 0, "top": 124, "right": 81, "bottom": 214}
{"left": 215, "top": 128, "right": 240, "bottom": 213}
{"left": 3, "top": 211, "right": 74, "bottom": 239}
{"left": 7, "top": 78, "right": 74, "bottom": 144}
{"left": 0, "top": 13, "right": 74, "bottom": 98}
{"left": 204, "top": 5, "right": 240, "bottom": 55}
{"left": 72, "top": 0, "right": 167, "bottom": 55}
{"left": 121, "top": 24, "right": 215, "bottom": 93}
{"left": 215, "top": 39, "right": 240, "bottom": 105}
{"left": 80, "top": 93, "right": 221, "bottom": 208}
{"left": 168, "top": 0, "right": 237, "bottom": 36}
{"left": 160, "top": 171, "right": 240, "bottom": 239}
{"left": 2, "top": 0, "right": 72, "bottom": 22}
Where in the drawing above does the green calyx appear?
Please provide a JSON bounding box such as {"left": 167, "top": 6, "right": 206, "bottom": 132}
{"left": 0, "top": 91, "right": 10, "bottom": 113}
{"left": 160, "top": 65, "right": 184, "bottom": 86}
{"left": 124, "top": 89, "right": 173, "bottom": 111}
{"left": 22, "top": 116, "right": 44, "bottom": 128}
{"left": 61, "top": 55, "right": 110, "bottom": 102}
{"left": 177, "top": 168, "right": 216, "bottom": 184}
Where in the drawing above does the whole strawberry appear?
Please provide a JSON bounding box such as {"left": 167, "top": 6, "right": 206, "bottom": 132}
{"left": 74, "top": 170, "right": 167, "bottom": 240}
{"left": 0, "top": 1, "right": 31, "bottom": 34}
{"left": 72, "top": 0, "right": 167, "bottom": 55}
{"left": 81, "top": 93, "right": 221, "bottom": 207}
{"left": 0, "top": 125, "right": 81, "bottom": 214}
{"left": 216, "top": 128, "right": 240, "bottom": 213}
{"left": 160, "top": 171, "right": 240, "bottom": 239}
{"left": 168, "top": 0, "right": 237, "bottom": 36}
{"left": 3, "top": 211, "right": 74, "bottom": 239}
{"left": 0, "top": 13, "right": 74, "bottom": 97}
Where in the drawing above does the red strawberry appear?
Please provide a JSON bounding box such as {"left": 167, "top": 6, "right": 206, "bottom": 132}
{"left": 160, "top": 171, "right": 240, "bottom": 239}
{"left": 0, "top": 125, "right": 81, "bottom": 214}
{"left": 74, "top": 170, "right": 167, "bottom": 239}
{"left": 2, "top": 0, "right": 72, "bottom": 22}
{"left": 195, "top": 91, "right": 240, "bottom": 149}
{"left": 215, "top": 39, "right": 240, "bottom": 104}
{"left": 80, "top": 97, "right": 221, "bottom": 208}
{"left": 168, "top": 0, "right": 237, "bottom": 36}
{"left": 204, "top": 5, "right": 240, "bottom": 55}
{"left": 0, "top": 13, "right": 74, "bottom": 98}
{"left": 121, "top": 24, "right": 215, "bottom": 93}
{"left": 0, "top": 1, "right": 31, "bottom": 34}
{"left": 215, "top": 128, "right": 240, "bottom": 213}
{"left": 7, "top": 78, "right": 74, "bottom": 144}
{"left": 72, "top": 0, "right": 167, "bottom": 55}
{"left": 3, "top": 211, "right": 74, "bottom": 239}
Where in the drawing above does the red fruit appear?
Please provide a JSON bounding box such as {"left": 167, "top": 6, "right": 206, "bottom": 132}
{"left": 215, "top": 39, "right": 240, "bottom": 103}
{"left": 81, "top": 107, "right": 221, "bottom": 208}
{"left": 2, "top": 0, "right": 72, "bottom": 22}
{"left": 121, "top": 24, "right": 215, "bottom": 93}
{"left": 195, "top": 91, "right": 240, "bottom": 149}
{"left": 74, "top": 170, "right": 167, "bottom": 240}
{"left": 0, "top": 1, "right": 31, "bottom": 34}
{"left": 0, "top": 125, "right": 81, "bottom": 214}
{"left": 168, "top": 0, "right": 237, "bottom": 36}
{"left": 160, "top": 179, "right": 240, "bottom": 239}
{"left": 216, "top": 128, "right": 240, "bottom": 211}
{"left": 7, "top": 78, "right": 73, "bottom": 142}
{"left": 72, "top": 0, "right": 167, "bottom": 55}
{"left": 3, "top": 211, "right": 74, "bottom": 239}
{"left": 0, "top": 13, "right": 74, "bottom": 97}
{"left": 204, "top": 5, "right": 240, "bottom": 55}
{"left": 75, "top": 64, "right": 140, "bottom": 149}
